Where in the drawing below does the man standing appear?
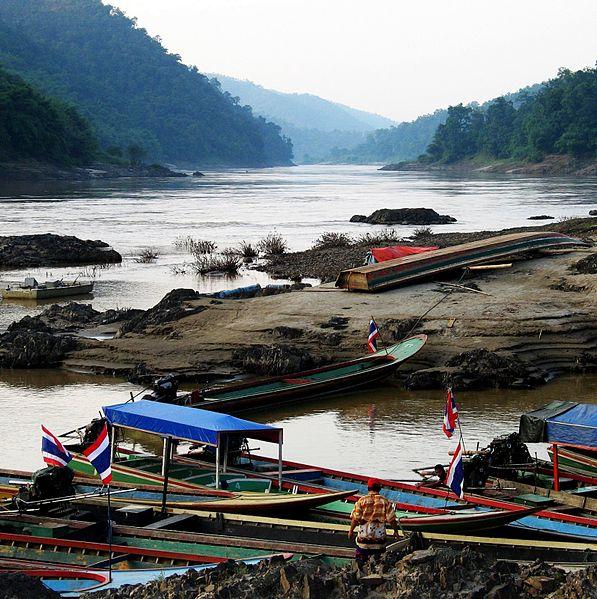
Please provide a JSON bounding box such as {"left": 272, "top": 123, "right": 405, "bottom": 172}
{"left": 348, "top": 478, "right": 398, "bottom": 564}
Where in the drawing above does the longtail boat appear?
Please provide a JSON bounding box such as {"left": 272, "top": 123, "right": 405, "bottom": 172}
{"left": 207, "top": 453, "right": 597, "bottom": 542}
{"left": 396, "top": 507, "right": 542, "bottom": 534}
{"left": 188, "top": 335, "right": 427, "bottom": 413}
{"left": 10, "top": 557, "right": 279, "bottom": 597}
{"left": 0, "top": 472, "right": 355, "bottom": 517}
{"left": 547, "top": 445, "right": 597, "bottom": 479}
{"left": 336, "top": 231, "right": 587, "bottom": 292}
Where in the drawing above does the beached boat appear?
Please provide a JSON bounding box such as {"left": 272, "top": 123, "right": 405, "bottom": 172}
{"left": 1, "top": 278, "right": 93, "bottom": 300}
{"left": 186, "top": 335, "right": 427, "bottom": 413}
{"left": 336, "top": 231, "right": 587, "bottom": 292}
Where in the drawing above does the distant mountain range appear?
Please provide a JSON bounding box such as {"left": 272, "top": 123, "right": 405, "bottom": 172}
{"left": 212, "top": 75, "right": 396, "bottom": 163}
{"left": 0, "top": 0, "right": 292, "bottom": 167}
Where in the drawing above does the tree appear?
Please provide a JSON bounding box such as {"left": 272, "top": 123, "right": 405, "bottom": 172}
{"left": 127, "top": 143, "right": 146, "bottom": 167}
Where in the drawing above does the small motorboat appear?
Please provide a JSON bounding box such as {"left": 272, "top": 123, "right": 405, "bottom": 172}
{"left": 1, "top": 277, "right": 93, "bottom": 300}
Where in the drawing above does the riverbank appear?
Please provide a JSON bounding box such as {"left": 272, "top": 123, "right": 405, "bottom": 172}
{"left": 380, "top": 154, "right": 597, "bottom": 176}
{"left": 1, "top": 219, "right": 593, "bottom": 391}
{"left": 63, "top": 546, "right": 597, "bottom": 598}
{"left": 0, "top": 160, "right": 188, "bottom": 182}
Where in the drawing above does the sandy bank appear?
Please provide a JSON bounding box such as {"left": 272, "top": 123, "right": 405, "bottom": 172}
{"left": 60, "top": 245, "right": 596, "bottom": 388}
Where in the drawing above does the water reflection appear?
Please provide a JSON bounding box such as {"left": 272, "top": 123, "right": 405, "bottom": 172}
{"left": 0, "top": 369, "right": 594, "bottom": 479}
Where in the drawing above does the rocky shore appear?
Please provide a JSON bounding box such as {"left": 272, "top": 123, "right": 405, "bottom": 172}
{"left": 0, "top": 233, "right": 122, "bottom": 268}
{"left": 0, "top": 160, "right": 188, "bottom": 182}
{"left": 1, "top": 219, "right": 594, "bottom": 391}
{"left": 5, "top": 545, "right": 593, "bottom": 599}
{"left": 379, "top": 154, "right": 597, "bottom": 176}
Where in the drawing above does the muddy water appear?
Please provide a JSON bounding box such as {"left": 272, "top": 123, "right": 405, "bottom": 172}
{"left": 1, "top": 369, "right": 595, "bottom": 479}
{"left": 1, "top": 166, "right": 596, "bottom": 331}
{"left": 0, "top": 166, "right": 596, "bottom": 477}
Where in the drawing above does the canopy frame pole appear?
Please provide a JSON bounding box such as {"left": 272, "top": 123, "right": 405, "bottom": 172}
{"left": 160, "top": 436, "right": 172, "bottom": 515}
{"left": 215, "top": 433, "right": 220, "bottom": 490}
{"left": 222, "top": 435, "right": 228, "bottom": 474}
{"left": 109, "top": 425, "right": 117, "bottom": 461}
{"left": 552, "top": 443, "right": 560, "bottom": 492}
{"left": 278, "top": 430, "right": 283, "bottom": 491}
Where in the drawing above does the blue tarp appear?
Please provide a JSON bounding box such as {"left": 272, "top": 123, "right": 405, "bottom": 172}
{"left": 519, "top": 401, "right": 597, "bottom": 447}
{"left": 545, "top": 403, "right": 597, "bottom": 448}
{"left": 103, "top": 400, "right": 282, "bottom": 446}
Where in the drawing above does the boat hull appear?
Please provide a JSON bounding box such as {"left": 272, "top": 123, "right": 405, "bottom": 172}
{"left": 194, "top": 335, "right": 427, "bottom": 414}
{"left": 1, "top": 282, "right": 94, "bottom": 300}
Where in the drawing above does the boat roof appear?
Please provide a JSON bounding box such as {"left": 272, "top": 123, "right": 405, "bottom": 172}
{"left": 519, "top": 401, "right": 597, "bottom": 448}
{"left": 103, "top": 400, "right": 282, "bottom": 446}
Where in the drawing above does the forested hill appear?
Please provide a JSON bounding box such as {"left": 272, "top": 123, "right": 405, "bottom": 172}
{"left": 0, "top": 0, "right": 292, "bottom": 167}
{"left": 0, "top": 65, "right": 97, "bottom": 165}
{"left": 213, "top": 75, "right": 395, "bottom": 163}
{"left": 423, "top": 67, "right": 596, "bottom": 165}
{"left": 327, "top": 84, "right": 543, "bottom": 164}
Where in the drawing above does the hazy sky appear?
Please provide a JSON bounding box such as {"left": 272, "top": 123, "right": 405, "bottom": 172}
{"left": 108, "top": 0, "right": 596, "bottom": 122}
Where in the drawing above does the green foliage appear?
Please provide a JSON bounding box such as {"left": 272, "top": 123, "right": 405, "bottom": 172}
{"left": 0, "top": 0, "right": 292, "bottom": 166}
{"left": 424, "top": 66, "right": 596, "bottom": 164}
{"left": 0, "top": 65, "right": 97, "bottom": 164}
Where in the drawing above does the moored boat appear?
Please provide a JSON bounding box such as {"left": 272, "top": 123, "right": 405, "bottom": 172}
{"left": 185, "top": 335, "right": 427, "bottom": 413}
{"left": 1, "top": 278, "right": 94, "bottom": 300}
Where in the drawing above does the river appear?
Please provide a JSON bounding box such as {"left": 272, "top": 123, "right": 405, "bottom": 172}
{"left": 0, "top": 165, "right": 595, "bottom": 478}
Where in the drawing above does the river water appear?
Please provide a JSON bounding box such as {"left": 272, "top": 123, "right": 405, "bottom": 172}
{"left": 0, "top": 166, "right": 595, "bottom": 478}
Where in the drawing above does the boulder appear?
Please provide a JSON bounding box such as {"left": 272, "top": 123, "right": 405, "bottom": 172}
{"left": 233, "top": 344, "right": 323, "bottom": 375}
{"left": 350, "top": 208, "right": 456, "bottom": 225}
{"left": 119, "top": 289, "right": 204, "bottom": 335}
{"left": 0, "top": 573, "right": 59, "bottom": 598}
{"left": 405, "top": 349, "right": 547, "bottom": 390}
{"left": 192, "top": 171, "right": 205, "bottom": 177}
{"left": 0, "top": 233, "right": 122, "bottom": 268}
{"left": 589, "top": 210, "right": 597, "bottom": 216}
{"left": 0, "top": 330, "right": 79, "bottom": 368}
{"left": 573, "top": 253, "right": 597, "bottom": 274}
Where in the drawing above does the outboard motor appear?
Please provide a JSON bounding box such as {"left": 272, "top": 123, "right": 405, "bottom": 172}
{"left": 81, "top": 417, "right": 111, "bottom": 451}
{"left": 143, "top": 374, "right": 179, "bottom": 403}
{"left": 28, "top": 466, "right": 75, "bottom": 501}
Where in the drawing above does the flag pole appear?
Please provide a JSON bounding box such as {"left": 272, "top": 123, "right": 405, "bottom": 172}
{"left": 107, "top": 483, "right": 112, "bottom": 583}
{"left": 371, "top": 315, "right": 389, "bottom": 356}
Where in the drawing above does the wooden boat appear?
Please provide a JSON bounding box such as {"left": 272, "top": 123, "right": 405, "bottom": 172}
{"left": 217, "top": 453, "right": 597, "bottom": 542}
{"left": 396, "top": 507, "right": 542, "bottom": 534}
{"left": 10, "top": 556, "right": 285, "bottom": 597}
{"left": 0, "top": 470, "right": 356, "bottom": 517}
{"left": 547, "top": 444, "right": 597, "bottom": 479}
{"left": 336, "top": 231, "right": 587, "bottom": 292}
{"left": 1, "top": 279, "right": 93, "bottom": 300}
{"left": 190, "top": 335, "right": 427, "bottom": 413}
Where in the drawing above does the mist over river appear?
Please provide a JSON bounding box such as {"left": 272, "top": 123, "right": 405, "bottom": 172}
{"left": 0, "top": 165, "right": 595, "bottom": 476}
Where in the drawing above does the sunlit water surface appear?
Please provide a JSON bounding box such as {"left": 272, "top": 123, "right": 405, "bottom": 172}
{"left": 0, "top": 166, "right": 595, "bottom": 476}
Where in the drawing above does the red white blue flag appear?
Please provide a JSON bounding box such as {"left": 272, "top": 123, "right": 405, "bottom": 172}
{"left": 442, "top": 388, "right": 459, "bottom": 438}
{"left": 41, "top": 425, "right": 72, "bottom": 467}
{"left": 446, "top": 438, "right": 465, "bottom": 499}
{"left": 367, "top": 319, "right": 380, "bottom": 353}
{"left": 82, "top": 423, "right": 112, "bottom": 485}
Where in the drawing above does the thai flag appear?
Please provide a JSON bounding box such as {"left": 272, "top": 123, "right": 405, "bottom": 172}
{"left": 367, "top": 319, "right": 380, "bottom": 353}
{"left": 442, "top": 388, "right": 459, "bottom": 438}
{"left": 41, "top": 425, "right": 72, "bottom": 467}
{"left": 82, "top": 423, "right": 112, "bottom": 485}
{"left": 446, "top": 438, "right": 465, "bottom": 499}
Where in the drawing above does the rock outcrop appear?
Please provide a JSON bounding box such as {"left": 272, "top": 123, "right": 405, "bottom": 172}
{"left": 233, "top": 344, "right": 324, "bottom": 376}
{"left": 350, "top": 208, "right": 457, "bottom": 225}
{"left": 0, "top": 234, "right": 122, "bottom": 268}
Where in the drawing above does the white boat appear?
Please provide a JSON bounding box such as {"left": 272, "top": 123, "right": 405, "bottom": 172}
{"left": 1, "top": 277, "right": 94, "bottom": 300}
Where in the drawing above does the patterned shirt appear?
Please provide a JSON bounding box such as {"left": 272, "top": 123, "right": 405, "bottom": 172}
{"left": 350, "top": 492, "right": 395, "bottom": 523}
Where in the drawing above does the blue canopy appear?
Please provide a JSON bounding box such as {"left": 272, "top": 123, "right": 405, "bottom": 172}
{"left": 103, "top": 400, "right": 282, "bottom": 446}
{"left": 519, "top": 401, "right": 597, "bottom": 448}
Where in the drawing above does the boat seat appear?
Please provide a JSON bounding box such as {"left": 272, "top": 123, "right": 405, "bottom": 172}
{"left": 144, "top": 514, "right": 196, "bottom": 531}
{"left": 511, "top": 494, "right": 555, "bottom": 507}
{"left": 261, "top": 468, "right": 323, "bottom": 482}
{"left": 223, "top": 478, "right": 272, "bottom": 493}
